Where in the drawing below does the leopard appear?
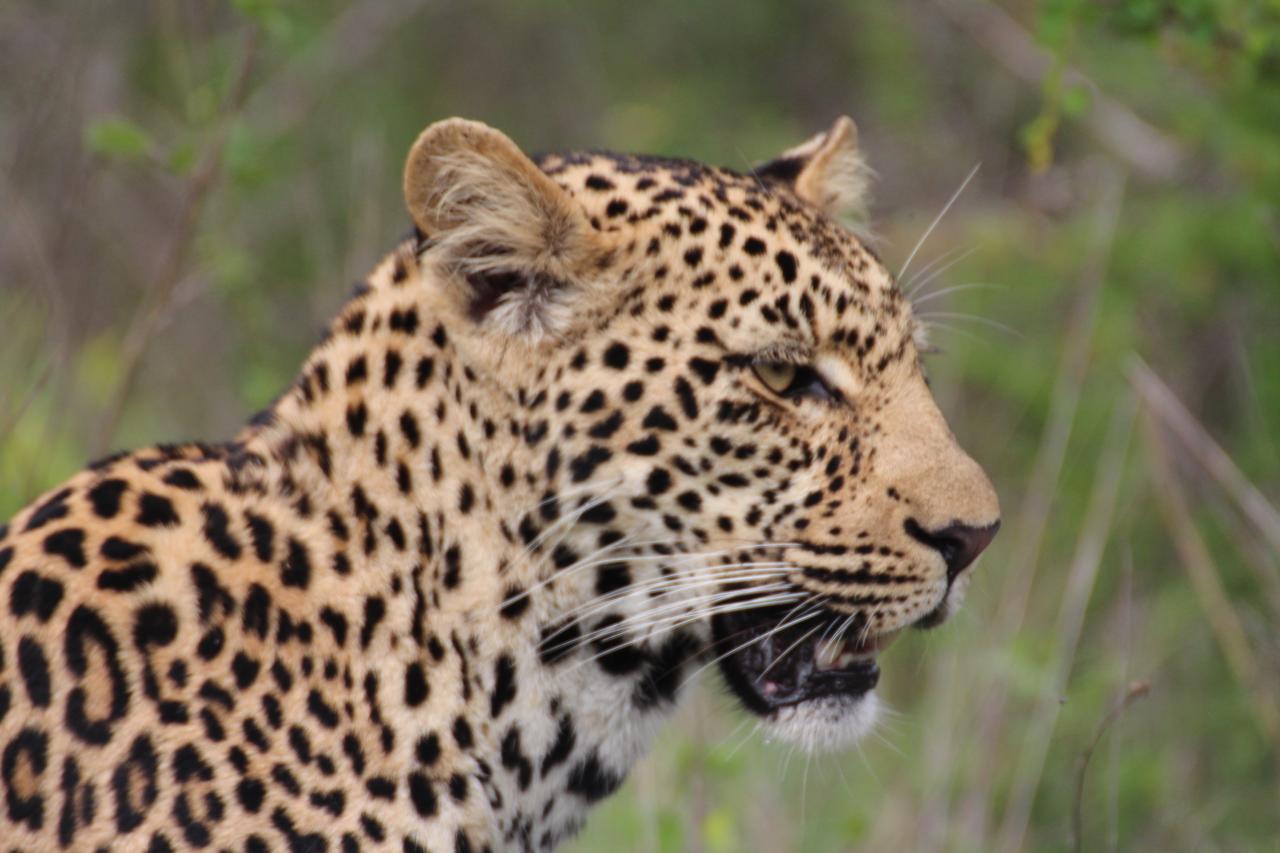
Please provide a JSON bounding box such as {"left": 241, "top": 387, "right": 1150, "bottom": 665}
{"left": 0, "top": 116, "right": 999, "bottom": 852}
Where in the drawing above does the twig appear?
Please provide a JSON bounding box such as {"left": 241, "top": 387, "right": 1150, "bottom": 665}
{"left": 995, "top": 395, "right": 1135, "bottom": 853}
{"left": 1072, "top": 680, "right": 1151, "bottom": 853}
{"left": 1140, "top": 411, "right": 1280, "bottom": 744}
{"left": 93, "top": 29, "right": 260, "bottom": 454}
{"left": 930, "top": 0, "right": 1188, "bottom": 181}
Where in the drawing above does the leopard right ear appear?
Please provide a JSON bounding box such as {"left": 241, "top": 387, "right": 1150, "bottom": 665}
{"left": 404, "top": 118, "right": 606, "bottom": 339}
{"left": 755, "top": 116, "right": 870, "bottom": 221}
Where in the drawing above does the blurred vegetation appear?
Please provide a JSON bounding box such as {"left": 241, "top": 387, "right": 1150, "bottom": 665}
{"left": 2, "top": 1, "right": 1278, "bottom": 850}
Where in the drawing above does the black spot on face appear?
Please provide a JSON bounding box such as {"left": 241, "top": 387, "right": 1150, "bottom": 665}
{"left": 775, "top": 250, "right": 798, "bottom": 283}
{"left": 490, "top": 655, "right": 517, "bottom": 718}
{"left": 405, "top": 662, "right": 429, "bottom": 707}
{"left": 602, "top": 343, "right": 630, "bottom": 370}
{"left": 408, "top": 773, "right": 437, "bottom": 817}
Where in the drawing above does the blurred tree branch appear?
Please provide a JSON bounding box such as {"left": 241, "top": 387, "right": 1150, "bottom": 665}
{"left": 930, "top": 0, "right": 1189, "bottom": 181}
{"left": 244, "top": 0, "right": 426, "bottom": 139}
{"left": 94, "top": 28, "right": 261, "bottom": 453}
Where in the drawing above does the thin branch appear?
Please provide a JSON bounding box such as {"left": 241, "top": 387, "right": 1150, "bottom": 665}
{"left": 93, "top": 28, "right": 260, "bottom": 454}
{"left": 1072, "top": 680, "right": 1151, "bottom": 853}
{"left": 244, "top": 0, "right": 427, "bottom": 139}
{"left": 930, "top": 0, "right": 1188, "bottom": 181}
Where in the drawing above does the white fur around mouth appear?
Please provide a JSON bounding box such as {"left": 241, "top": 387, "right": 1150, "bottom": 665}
{"left": 761, "top": 692, "right": 884, "bottom": 753}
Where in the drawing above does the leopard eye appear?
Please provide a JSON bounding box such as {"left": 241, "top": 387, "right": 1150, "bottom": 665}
{"left": 751, "top": 361, "right": 839, "bottom": 404}
{"left": 752, "top": 361, "right": 797, "bottom": 395}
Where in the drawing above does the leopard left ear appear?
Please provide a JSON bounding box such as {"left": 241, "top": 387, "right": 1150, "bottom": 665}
{"left": 404, "top": 118, "right": 607, "bottom": 339}
{"left": 755, "top": 116, "right": 870, "bottom": 220}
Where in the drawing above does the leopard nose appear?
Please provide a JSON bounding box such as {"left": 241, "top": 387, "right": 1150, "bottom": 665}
{"left": 905, "top": 519, "right": 1000, "bottom": 581}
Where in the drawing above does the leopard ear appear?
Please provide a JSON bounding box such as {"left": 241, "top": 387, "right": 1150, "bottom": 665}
{"left": 404, "top": 118, "right": 604, "bottom": 338}
{"left": 755, "top": 116, "right": 870, "bottom": 221}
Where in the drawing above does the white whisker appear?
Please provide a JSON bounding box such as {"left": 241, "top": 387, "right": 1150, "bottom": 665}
{"left": 898, "top": 163, "right": 980, "bottom": 281}
{"left": 675, "top": 598, "right": 825, "bottom": 692}
{"left": 905, "top": 246, "right": 977, "bottom": 299}
{"left": 916, "top": 310, "right": 1021, "bottom": 339}
{"left": 757, "top": 622, "right": 824, "bottom": 681}
{"left": 563, "top": 593, "right": 810, "bottom": 673}
{"left": 562, "top": 583, "right": 796, "bottom": 648}
{"left": 902, "top": 245, "right": 970, "bottom": 294}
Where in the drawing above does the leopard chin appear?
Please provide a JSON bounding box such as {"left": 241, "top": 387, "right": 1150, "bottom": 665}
{"left": 762, "top": 693, "right": 883, "bottom": 753}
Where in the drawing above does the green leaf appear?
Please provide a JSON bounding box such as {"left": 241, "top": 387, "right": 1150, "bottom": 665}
{"left": 231, "top": 0, "right": 295, "bottom": 41}
{"left": 166, "top": 140, "right": 199, "bottom": 176}
{"left": 1062, "top": 82, "right": 1093, "bottom": 117}
{"left": 85, "top": 116, "right": 153, "bottom": 162}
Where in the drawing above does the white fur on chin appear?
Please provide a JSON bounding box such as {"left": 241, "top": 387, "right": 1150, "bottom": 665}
{"left": 761, "top": 692, "right": 881, "bottom": 754}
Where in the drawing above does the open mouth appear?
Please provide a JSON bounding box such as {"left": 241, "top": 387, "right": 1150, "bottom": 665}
{"left": 712, "top": 606, "right": 901, "bottom": 716}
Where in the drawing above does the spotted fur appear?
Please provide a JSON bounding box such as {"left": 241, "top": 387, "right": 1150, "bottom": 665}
{"left": 0, "top": 117, "right": 998, "bottom": 851}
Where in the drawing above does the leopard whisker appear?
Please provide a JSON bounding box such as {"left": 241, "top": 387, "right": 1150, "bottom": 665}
{"left": 675, "top": 596, "right": 826, "bottom": 693}
{"left": 756, "top": 622, "right": 825, "bottom": 681}
{"left": 556, "top": 565, "right": 792, "bottom": 622}
{"left": 898, "top": 162, "right": 980, "bottom": 281}
{"left": 562, "top": 592, "right": 811, "bottom": 673}
{"left": 562, "top": 584, "right": 796, "bottom": 648}
{"left": 904, "top": 246, "right": 977, "bottom": 299}
{"left": 916, "top": 310, "right": 1021, "bottom": 339}
{"left": 516, "top": 542, "right": 796, "bottom": 605}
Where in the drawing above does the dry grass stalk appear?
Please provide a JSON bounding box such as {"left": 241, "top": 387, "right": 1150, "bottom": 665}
{"left": 1128, "top": 356, "right": 1280, "bottom": 565}
{"left": 995, "top": 397, "right": 1134, "bottom": 853}
{"left": 954, "top": 173, "right": 1125, "bottom": 846}
{"left": 1140, "top": 411, "right": 1280, "bottom": 745}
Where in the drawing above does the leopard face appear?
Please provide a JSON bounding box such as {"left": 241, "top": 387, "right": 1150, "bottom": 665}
{"left": 403, "top": 118, "right": 1000, "bottom": 755}
{"left": 0, "top": 116, "right": 998, "bottom": 851}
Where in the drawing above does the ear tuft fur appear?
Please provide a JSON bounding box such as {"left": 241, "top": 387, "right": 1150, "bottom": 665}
{"left": 756, "top": 116, "right": 871, "bottom": 222}
{"left": 404, "top": 119, "right": 602, "bottom": 339}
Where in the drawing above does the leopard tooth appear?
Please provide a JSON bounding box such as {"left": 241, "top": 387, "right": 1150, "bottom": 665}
{"left": 815, "top": 638, "right": 845, "bottom": 669}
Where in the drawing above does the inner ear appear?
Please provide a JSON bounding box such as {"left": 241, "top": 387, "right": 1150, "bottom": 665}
{"left": 755, "top": 116, "right": 870, "bottom": 220}
{"left": 464, "top": 267, "right": 562, "bottom": 320}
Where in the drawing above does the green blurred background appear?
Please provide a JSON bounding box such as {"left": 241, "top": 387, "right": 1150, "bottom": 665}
{"left": 2, "top": 1, "right": 1278, "bottom": 850}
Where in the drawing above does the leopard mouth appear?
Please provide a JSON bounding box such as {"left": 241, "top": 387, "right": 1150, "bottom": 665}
{"left": 712, "top": 606, "right": 900, "bottom": 716}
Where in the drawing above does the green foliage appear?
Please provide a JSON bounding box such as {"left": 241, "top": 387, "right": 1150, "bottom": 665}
{"left": 85, "top": 115, "right": 155, "bottom": 162}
